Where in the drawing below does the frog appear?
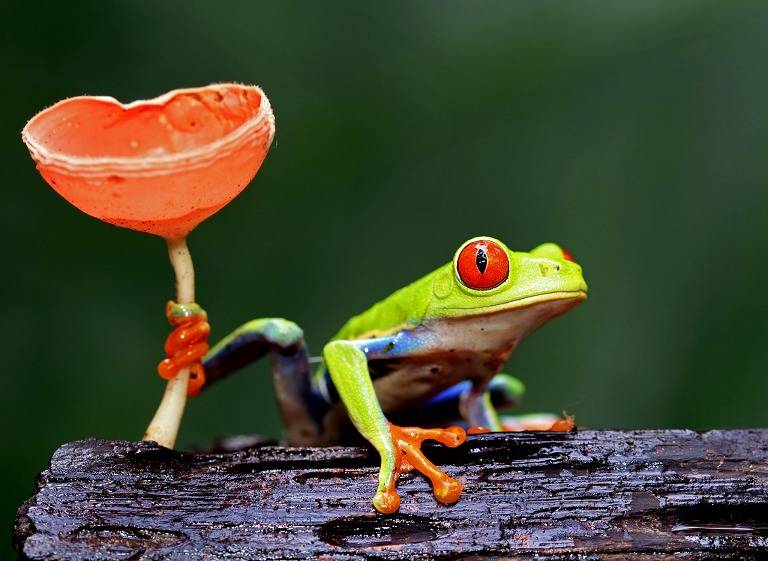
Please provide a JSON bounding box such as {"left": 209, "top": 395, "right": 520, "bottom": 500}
{"left": 181, "top": 236, "right": 587, "bottom": 513}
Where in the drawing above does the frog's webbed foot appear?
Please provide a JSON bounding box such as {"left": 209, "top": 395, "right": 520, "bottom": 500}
{"left": 467, "top": 414, "right": 575, "bottom": 434}
{"left": 498, "top": 413, "right": 576, "bottom": 432}
{"left": 373, "top": 423, "right": 466, "bottom": 514}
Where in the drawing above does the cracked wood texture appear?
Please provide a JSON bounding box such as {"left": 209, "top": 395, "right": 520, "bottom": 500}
{"left": 13, "top": 430, "right": 768, "bottom": 560}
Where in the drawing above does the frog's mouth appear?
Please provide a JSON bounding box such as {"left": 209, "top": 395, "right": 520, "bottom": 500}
{"left": 447, "top": 290, "right": 587, "bottom": 315}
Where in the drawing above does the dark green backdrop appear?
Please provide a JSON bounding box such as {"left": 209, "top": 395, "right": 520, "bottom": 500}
{"left": 4, "top": 1, "right": 768, "bottom": 548}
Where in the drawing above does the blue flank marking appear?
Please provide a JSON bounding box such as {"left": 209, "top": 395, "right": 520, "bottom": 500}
{"left": 316, "top": 329, "right": 431, "bottom": 405}
{"left": 423, "top": 381, "right": 472, "bottom": 407}
{"left": 422, "top": 375, "right": 517, "bottom": 409}
{"left": 353, "top": 330, "right": 424, "bottom": 359}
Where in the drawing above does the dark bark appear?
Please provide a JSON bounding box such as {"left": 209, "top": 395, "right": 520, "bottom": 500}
{"left": 13, "top": 429, "right": 768, "bottom": 560}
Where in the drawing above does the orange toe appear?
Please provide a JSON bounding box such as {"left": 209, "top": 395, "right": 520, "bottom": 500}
{"left": 432, "top": 474, "right": 463, "bottom": 505}
{"left": 546, "top": 415, "right": 576, "bottom": 432}
{"left": 373, "top": 488, "right": 401, "bottom": 514}
{"left": 467, "top": 425, "right": 492, "bottom": 435}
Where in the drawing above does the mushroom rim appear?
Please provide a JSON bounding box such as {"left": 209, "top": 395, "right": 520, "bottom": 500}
{"left": 21, "top": 83, "right": 275, "bottom": 177}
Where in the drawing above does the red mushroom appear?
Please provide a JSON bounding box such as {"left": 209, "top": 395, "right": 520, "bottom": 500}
{"left": 23, "top": 83, "right": 273, "bottom": 239}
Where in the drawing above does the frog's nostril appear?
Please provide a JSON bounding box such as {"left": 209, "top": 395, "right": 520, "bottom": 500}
{"left": 538, "top": 261, "right": 561, "bottom": 277}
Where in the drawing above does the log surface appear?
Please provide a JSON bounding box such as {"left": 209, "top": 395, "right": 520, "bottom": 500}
{"left": 13, "top": 430, "right": 768, "bottom": 560}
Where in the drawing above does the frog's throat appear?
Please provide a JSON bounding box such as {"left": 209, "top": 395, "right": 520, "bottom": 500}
{"left": 348, "top": 291, "right": 587, "bottom": 341}
{"left": 442, "top": 289, "right": 587, "bottom": 317}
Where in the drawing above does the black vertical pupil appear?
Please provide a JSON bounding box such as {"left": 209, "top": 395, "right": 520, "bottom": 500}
{"left": 476, "top": 248, "right": 488, "bottom": 274}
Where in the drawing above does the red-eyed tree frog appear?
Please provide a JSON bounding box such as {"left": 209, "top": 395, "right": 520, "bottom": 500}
{"left": 182, "top": 236, "right": 587, "bottom": 513}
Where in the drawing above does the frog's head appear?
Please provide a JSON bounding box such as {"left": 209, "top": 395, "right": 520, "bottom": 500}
{"left": 426, "top": 236, "right": 587, "bottom": 319}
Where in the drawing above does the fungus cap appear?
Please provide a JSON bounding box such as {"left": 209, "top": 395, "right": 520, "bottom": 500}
{"left": 22, "top": 83, "right": 275, "bottom": 239}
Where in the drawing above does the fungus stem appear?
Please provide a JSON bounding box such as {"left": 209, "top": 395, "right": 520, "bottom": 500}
{"left": 143, "top": 237, "right": 195, "bottom": 448}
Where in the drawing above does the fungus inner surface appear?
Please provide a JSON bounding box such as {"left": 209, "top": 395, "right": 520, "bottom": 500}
{"left": 27, "top": 86, "right": 265, "bottom": 162}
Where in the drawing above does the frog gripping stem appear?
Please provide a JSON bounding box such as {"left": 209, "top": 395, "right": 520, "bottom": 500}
{"left": 158, "top": 302, "right": 210, "bottom": 396}
{"left": 374, "top": 424, "right": 466, "bottom": 514}
{"left": 143, "top": 237, "right": 203, "bottom": 449}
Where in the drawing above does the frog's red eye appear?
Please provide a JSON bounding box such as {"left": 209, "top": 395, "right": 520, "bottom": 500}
{"left": 562, "top": 249, "right": 574, "bottom": 262}
{"left": 456, "top": 239, "right": 509, "bottom": 290}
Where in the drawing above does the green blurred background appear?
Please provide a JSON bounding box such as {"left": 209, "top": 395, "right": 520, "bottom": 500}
{"left": 3, "top": 0, "right": 768, "bottom": 547}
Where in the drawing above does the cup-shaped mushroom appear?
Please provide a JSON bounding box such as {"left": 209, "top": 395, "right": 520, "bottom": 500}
{"left": 22, "top": 84, "right": 275, "bottom": 239}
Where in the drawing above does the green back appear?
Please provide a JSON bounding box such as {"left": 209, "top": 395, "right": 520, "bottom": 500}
{"left": 331, "top": 267, "right": 443, "bottom": 340}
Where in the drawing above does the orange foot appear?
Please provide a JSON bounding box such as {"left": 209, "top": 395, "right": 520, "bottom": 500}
{"left": 373, "top": 424, "right": 466, "bottom": 514}
{"left": 500, "top": 414, "right": 576, "bottom": 433}
{"left": 157, "top": 301, "right": 210, "bottom": 396}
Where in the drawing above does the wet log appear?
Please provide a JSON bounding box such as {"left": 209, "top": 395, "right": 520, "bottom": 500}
{"left": 13, "top": 429, "right": 768, "bottom": 560}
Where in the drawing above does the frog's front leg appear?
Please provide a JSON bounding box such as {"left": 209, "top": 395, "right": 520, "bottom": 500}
{"left": 323, "top": 339, "right": 466, "bottom": 514}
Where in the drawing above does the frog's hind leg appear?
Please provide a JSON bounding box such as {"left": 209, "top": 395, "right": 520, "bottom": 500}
{"left": 203, "top": 318, "right": 326, "bottom": 445}
{"left": 464, "top": 376, "right": 575, "bottom": 433}
{"left": 424, "top": 374, "right": 573, "bottom": 433}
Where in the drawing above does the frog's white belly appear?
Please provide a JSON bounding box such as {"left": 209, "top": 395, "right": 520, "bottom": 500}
{"left": 370, "top": 297, "right": 581, "bottom": 415}
{"left": 420, "top": 296, "right": 580, "bottom": 355}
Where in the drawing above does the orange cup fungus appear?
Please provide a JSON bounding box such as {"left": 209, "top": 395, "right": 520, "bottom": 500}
{"left": 22, "top": 84, "right": 275, "bottom": 239}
